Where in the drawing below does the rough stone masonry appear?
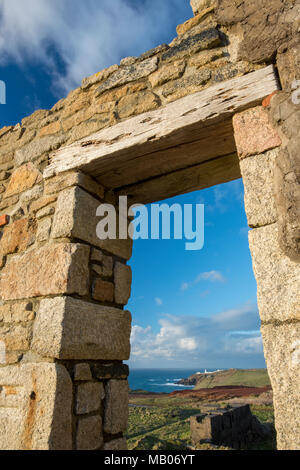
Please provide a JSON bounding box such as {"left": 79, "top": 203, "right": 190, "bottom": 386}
{"left": 0, "top": 0, "right": 299, "bottom": 450}
{"left": 190, "top": 405, "right": 271, "bottom": 449}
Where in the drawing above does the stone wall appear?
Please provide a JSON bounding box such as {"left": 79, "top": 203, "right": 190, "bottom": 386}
{"left": 228, "top": 0, "right": 300, "bottom": 449}
{"left": 0, "top": 169, "right": 132, "bottom": 450}
{"left": 216, "top": 0, "right": 300, "bottom": 264}
{"left": 233, "top": 100, "right": 300, "bottom": 450}
{"left": 0, "top": 2, "right": 267, "bottom": 449}
{"left": 0, "top": 0, "right": 299, "bottom": 450}
{"left": 190, "top": 404, "right": 270, "bottom": 449}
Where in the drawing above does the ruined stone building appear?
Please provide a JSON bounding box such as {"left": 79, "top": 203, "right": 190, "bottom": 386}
{"left": 0, "top": 0, "right": 299, "bottom": 450}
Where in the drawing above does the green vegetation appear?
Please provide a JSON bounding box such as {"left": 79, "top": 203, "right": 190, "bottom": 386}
{"left": 192, "top": 369, "right": 270, "bottom": 389}
{"left": 126, "top": 395, "right": 275, "bottom": 451}
{"left": 126, "top": 396, "right": 200, "bottom": 450}
{"left": 247, "top": 405, "right": 276, "bottom": 450}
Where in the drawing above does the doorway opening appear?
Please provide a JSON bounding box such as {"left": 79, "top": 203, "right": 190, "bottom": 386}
{"left": 124, "top": 180, "right": 274, "bottom": 450}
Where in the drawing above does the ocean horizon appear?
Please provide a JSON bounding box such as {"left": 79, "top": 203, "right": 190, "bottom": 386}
{"left": 128, "top": 368, "right": 223, "bottom": 393}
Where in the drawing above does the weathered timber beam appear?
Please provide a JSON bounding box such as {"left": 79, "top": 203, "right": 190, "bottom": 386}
{"left": 44, "top": 65, "right": 279, "bottom": 186}
{"left": 96, "top": 119, "right": 235, "bottom": 188}
{"left": 117, "top": 153, "right": 241, "bottom": 205}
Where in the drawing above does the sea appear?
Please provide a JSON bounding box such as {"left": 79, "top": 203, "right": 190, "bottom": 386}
{"left": 128, "top": 368, "right": 221, "bottom": 393}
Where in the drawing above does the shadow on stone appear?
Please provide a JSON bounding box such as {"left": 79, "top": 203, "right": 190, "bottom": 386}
{"left": 190, "top": 404, "right": 273, "bottom": 450}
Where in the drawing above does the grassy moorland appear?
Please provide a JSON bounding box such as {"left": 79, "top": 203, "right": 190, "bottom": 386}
{"left": 126, "top": 394, "right": 275, "bottom": 450}
{"left": 179, "top": 369, "right": 271, "bottom": 389}
{"left": 126, "top": 369, "right": 275, "bottom": 451}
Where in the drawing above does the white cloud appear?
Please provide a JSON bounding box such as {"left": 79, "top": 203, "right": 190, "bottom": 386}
{"left": 0, "top": 0, "right": 189, "bottom": 95}
{"left": 226, "top": 336, "right": 263, "bottom": 355}
{"left": 213, "top": 186, "right": 228, "bottom": 213}
{"left": 181, "top": 270, "right": 225, "bottom": 291}
{"left": 198, "top": 180, "right": 245, "bottom": 214}
{"left": 178, "top": 337, "right": 197, "bottom": 351}
{"left": 130, "top": 302, "right": 264, "bottom": 368}
{"left": 213, "top": 180, "right": 244, "bottom": 212}
{"left": 212, "top": 302, "right": 258, "bottom": 331}
{"left": 155, "top": 297, "right": 163, "bottom": 306}
{"left": 196, "top": 271, "right": 225, "bottom": 283}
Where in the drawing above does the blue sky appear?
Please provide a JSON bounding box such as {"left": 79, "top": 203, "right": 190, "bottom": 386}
{"left": 0, "top": 0, "right": 265, "bottom": 369}
{"left": 128, "top": 185, "right": 264, "bottom": 369}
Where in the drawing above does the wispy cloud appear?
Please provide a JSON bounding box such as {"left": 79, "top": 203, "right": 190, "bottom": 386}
{"left": 225, "top": 336, "right": 263, "bottom": 355}
{"left": 0, "top": 0, "right": 190, "bottom": 95}
{"left": 181, "top": 270, "right": 225, "bottom": 291}
{"left": 130, "top": 301, "right": 264, "bottom": 368}
{"left": 22, "top": 94, "right": 42, "bottom": 115}
{"left": 155, "top": 297, "right": 163, "bottom": 306}
{"left": 213, "top": 186, "right": 228, "bottom": 213}
{"left": 196, "top": 271, "right": 225, "bottom": 283}
{"left": 212, "top": 302, "right": 261, "bottom": 331}
{"left": 199, "top": 180, "right": 245, "bottom": 214}
{"left": 213, "top": 180, "right": 245, "bottom": 212}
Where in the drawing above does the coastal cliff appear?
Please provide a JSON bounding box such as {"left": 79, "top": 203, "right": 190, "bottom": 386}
{"left": 178, "top": 369, "right": 271, "bottom": 389}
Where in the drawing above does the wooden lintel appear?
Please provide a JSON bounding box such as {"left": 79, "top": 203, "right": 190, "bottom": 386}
{"left": 44, "top": 65, "right": 279, "bottom": 195}
{"left": 117, "top": 153, "right": 241, "bottom": 204}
